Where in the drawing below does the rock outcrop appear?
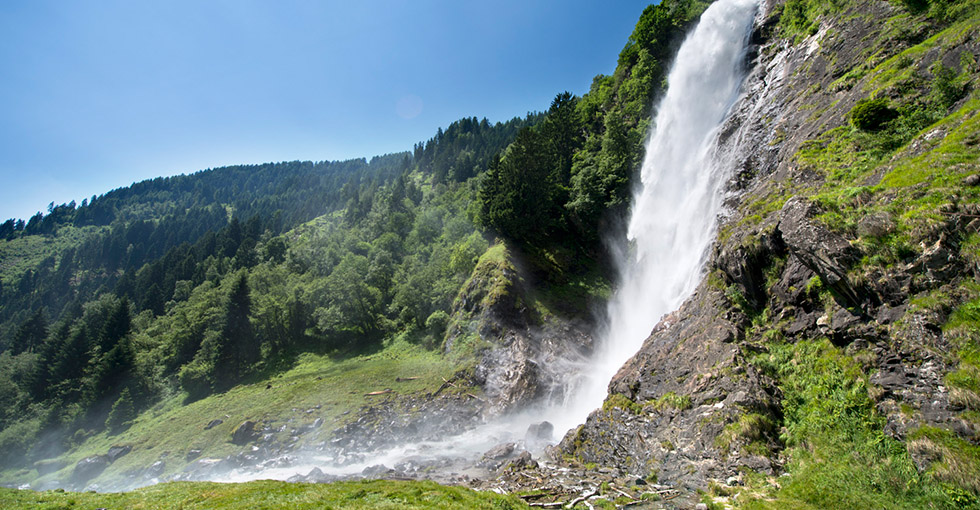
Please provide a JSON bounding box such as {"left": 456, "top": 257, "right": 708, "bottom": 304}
{"left": 445, "top": 245, "right": 594, "bottom": 416}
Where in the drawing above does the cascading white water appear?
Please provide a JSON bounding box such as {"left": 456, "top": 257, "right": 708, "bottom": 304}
{"left": 547, "top": 0, "right": 760, "bottom": 437}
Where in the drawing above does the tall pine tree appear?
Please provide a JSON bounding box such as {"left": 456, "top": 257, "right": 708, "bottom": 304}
{"left": 211, "top": 271, "right": 258, "bottom": 392}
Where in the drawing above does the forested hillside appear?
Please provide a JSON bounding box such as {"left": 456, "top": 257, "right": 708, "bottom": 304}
{"left": 0, "top": 114, "right": 538, "bottom": 464}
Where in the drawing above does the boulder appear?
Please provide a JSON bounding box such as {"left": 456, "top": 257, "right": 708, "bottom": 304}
{"left": 505, "top": 451, "right": 538, "bottom": 471}
{"left": 231, "top": 420, "right": 258, "bottom": 445}
{"left": 483, "top": 442, "right": 516, "bottom": 460}
{"left": 526, "top": 421, "right": 554, "bottom": 442}
{"left": 71, "top": 455, "right": 109, "bottom": 485}
{"left": 857, "top": 211, "right": 893, "bottom": 238}
{"left": 361, "top": 464, "right": 392, "bottom": 477}
{"left": 106, "top": 445, "right": 131, "bottom": 463}
{"left": 307, "top": 468, "right": 338, "bottom": 483}
{"left": 204, "top": 419, "right": 223, "bottom": 430}
{"left": 480, "top": 442, "right": 518, "bottom": 470}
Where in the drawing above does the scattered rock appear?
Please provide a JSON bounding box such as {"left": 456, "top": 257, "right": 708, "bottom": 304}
{"left": 106, "top": 445, "right": 131, "bottom": 463}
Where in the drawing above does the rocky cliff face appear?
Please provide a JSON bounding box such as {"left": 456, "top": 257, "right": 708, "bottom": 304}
{"left": 445, "top": 244, "right": 594, "bottom": 416}
{"left": 557, "top": 0, "right": 980, "bottom": 501}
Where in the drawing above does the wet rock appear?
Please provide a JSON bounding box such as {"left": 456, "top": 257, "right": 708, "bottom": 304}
{"left": 480, "top": 442, "right": 518, "bottom": 470}
{"left": 106, "top": 445, "right": 131, "bottom": 463}
{"left": 444, "top": 246, "right": 595, "bottom": 415}
{"left": 561, "top": 277, "right": 781, "bottom": 489}
{"left": 231, "top": 420, "right": 258, "bottom": 445}
{"left": 525, "top": 421, "right": 554, "bottom": 444}
{"left": 71, "top": 455, "right": 109, "bottom": 485}
{"left": 361, "top": 464, "right": 392, "bottom": 477}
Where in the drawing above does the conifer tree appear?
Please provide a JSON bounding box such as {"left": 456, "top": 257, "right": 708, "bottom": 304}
{"left": 10, "top": 308, "right": 47, "bottom": 355}
{"left": 211, "top": 271, "right": 258, "bottom": 391}
{"left": 106, "top": 387, "right": 135, "bottom": 432}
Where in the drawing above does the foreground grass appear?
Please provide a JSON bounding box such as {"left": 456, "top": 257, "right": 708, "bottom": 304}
{"left": 0, "top": 479, "right": 530, "bottom": 510}
{"left": 738, "top": 338, "right": 970, "bottom": 509}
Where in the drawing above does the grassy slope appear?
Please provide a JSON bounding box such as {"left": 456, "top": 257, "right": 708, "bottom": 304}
{"left": 0, "top": 480, "right": 529, "bottom": 509}
{"left": 2, "top": 337, "right": 462, "bottom": 488}
{"left": 0, "top": 225, "right": 106, "bottom": 286}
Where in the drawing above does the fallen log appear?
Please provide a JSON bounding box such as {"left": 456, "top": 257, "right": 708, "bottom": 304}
{"left": 566, "top": 487, "right": 599, "bottom": 508}
{"left": 607, "top": 484, "right": 635, "bottom": 500}
{"left": 528, "top": 502, "right": 563, "bottom": 508}
{"left": 364, "top": 389, "right": 393, "bottom": 396}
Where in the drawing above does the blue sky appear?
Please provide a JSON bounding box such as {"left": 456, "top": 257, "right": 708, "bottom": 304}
{"left": 0, "top": 1, "right": 653, "bottom": 221}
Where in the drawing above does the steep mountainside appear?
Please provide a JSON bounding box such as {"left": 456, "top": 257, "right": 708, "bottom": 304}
{"left": 555, "top": 0, "right": 980, "bottom": 507}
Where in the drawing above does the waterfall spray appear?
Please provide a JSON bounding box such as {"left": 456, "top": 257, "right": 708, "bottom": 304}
{"left": 547, "top": 0, "right": 760, "bottom": 437}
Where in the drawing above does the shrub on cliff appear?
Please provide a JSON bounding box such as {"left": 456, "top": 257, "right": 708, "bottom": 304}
{"left": 850, "top": 98, "right": 897, "bottom": 131}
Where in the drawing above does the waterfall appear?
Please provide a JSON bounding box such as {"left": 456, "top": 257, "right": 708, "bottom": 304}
{"left": 548, "top": 0, "right": 760, "bottom": 437}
